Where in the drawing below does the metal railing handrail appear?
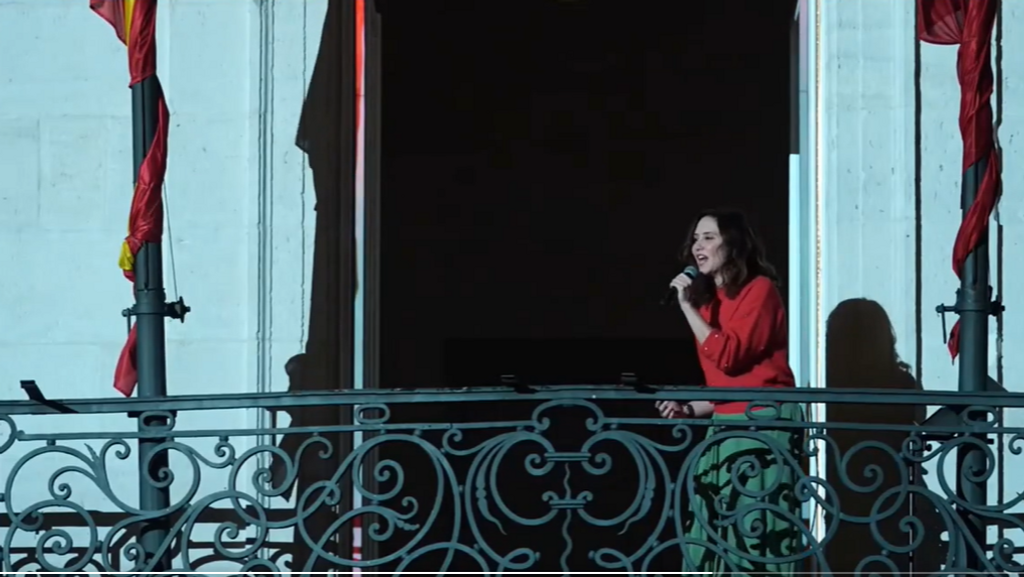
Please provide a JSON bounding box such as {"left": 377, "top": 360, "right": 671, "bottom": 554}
{"left": 2, "top": 383, "right": 1023, "bottom": 416}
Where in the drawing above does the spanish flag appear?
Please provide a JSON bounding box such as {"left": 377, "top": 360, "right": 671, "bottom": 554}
{"left": 91, "top": 0, "right": 170, "bottom": 396}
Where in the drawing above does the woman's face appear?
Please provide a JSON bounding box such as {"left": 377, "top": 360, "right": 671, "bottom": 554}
{"left": 691, "top": 216, "right": 726, "bottom": 281}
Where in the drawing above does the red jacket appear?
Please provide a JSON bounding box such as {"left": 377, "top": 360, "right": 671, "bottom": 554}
{"left": 695, "top": 275, "right": 795, "bottom": 414}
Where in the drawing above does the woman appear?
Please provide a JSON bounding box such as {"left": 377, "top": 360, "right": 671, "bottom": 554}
{"left": 656, "top": 209, "right": 803, "bottom": 576}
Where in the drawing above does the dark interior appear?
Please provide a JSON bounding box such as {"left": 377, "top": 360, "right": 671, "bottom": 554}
{"left": 377, "top": 0, "right": 792, "bottom": 570}
{"left": 382, "top": 0, "right": 792, "bottom": 390}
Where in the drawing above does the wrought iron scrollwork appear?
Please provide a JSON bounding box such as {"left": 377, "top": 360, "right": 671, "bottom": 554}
{"left": 1, "top": 386, "right": 1023, "bottom": 575}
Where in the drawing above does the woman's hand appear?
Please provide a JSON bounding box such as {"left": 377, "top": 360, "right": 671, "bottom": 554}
{"left": 656, "top": 400, "right": 713, "bottom": 419}
{"left": 656, "top": 400, "right": 685, "bottom": 419}
{"left": 669, "top": 272, "right": 695, "bottom": 311}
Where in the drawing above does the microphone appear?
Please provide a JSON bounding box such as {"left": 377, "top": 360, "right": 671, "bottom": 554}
{"left": 661, "top": 265, "right": 699, "bottom": 306}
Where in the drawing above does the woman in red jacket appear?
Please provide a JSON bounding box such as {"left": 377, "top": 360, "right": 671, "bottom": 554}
{"left": 656, "top": 209, "right": 802, "bottom": 576}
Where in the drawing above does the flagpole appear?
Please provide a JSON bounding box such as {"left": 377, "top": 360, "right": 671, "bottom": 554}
{"left": 918, "top": 0, "right": 1000, "bottom": 569}
{"left": 945, "top": 2, "right": 997, "bottom": 570}
{"left": 131, "top": 56, "right": 172, "bottom": 573}
{"left": 90, "top": 0, "right": 179, "bottom": 566}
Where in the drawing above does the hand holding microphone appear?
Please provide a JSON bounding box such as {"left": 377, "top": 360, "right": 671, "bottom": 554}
{"left": 661, "top": 265, "right": 699, "bottom": 307}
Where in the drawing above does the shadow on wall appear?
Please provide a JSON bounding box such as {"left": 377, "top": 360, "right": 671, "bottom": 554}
{"left": 823, "top": 298, "right": 942, "bottom": 574}
{"left": 270, "top": 0, "right": 357, "bottom": 571}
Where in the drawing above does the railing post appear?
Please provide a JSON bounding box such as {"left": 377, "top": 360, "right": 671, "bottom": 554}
{"left": 955, "top": 158, "right": 990, "bottom": 570}
{"left": 132, "top": 66, "right": 171, "bottom": 571}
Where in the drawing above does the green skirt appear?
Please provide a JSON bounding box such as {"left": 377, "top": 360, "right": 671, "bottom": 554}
{"left": 683, "top": 403, "right": 804, "bottom": 576}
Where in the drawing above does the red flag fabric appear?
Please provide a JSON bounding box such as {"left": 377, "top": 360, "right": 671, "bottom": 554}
{"left": 121, "top": 98, "right": 169, "bottom": 282}
{"left": 92, "top": 0, "right": 168, "bottom": 395}
{"left": 90, "top": 0, "right": 156, "bottom": 86}
{"left": 917, "top": 0, "right": 965, "bottom": 45}
{"left": 917, "top": 0, "right": 1000, "bottom": 360}
{"left": 89, "top": 0, "right": 128, "bottom": 42}
{"left": 114, "top": 325, "right": 139, "bottom": 396}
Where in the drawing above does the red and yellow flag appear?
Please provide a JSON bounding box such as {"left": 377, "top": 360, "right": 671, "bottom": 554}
{"left": 91, "top": 0, "right": 169, "bottom": 396}
{"left": 90, "top": 0, "right": 158, "bottom": 86}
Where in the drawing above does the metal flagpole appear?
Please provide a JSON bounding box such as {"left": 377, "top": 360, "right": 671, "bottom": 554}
{"left": 953, "top": 157, "right": 994, "bottom": 571}
{"left": 130, "top": 69, "right": 172, "bottom": 571}
{"left": 91, "top": 0, "right": 189, "bottom": 567}
{"left": 922, "top": 0, "right": 1001, "bottom": 569}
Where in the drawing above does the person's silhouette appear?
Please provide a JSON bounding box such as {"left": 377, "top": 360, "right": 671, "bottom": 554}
{"left": 823, "top": 298, "right": 942, "bottom": 574}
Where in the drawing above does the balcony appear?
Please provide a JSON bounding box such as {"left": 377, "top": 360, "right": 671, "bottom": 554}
{"left": 0, "top": 385, "right": 1021, "bottom": 575}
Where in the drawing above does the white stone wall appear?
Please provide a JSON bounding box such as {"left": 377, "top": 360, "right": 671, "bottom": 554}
{"left": 0, "top": 0, "right": 325, "bottom": 402}
{"left": 996, "top": 0, "right": 1024, "bottom": 550}
{"left": 0, "top": 0, "right": 326, "bottom": 566}
{"left": 806, "top": 0, "right": 1021, "bottom": 558}
{"left": 812, "top": 0, "right": 1015, "bottom": 412}
{"left": 819, "top": 0, "right": 919, "bottom": 369}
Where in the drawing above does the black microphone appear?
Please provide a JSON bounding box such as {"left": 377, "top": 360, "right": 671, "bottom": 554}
{"left": 661, "top": 265, "right": 700, "bottom": 306}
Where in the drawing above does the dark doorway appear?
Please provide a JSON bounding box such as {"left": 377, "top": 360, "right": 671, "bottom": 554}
{"left": 377, "top": 0, "right": 792, "bottom": 571}
{"left": 382, "top": 0, "right": 791, "bottom": 389}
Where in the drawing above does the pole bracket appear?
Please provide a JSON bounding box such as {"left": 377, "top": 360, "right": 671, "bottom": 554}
{"left": 122, "top": 297, "right": 192, "bottom": 332}
{"left": 934, "top": 289, "right": 1003, "bottom": 344}
{"left": 166, "top": 297, "right": 191, "bottom": 322}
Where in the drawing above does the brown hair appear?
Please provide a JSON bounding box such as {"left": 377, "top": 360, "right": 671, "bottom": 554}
{"left": 678, "top": 208, "right": 778, "bottom": 307}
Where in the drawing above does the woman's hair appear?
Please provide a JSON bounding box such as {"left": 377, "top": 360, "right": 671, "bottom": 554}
{"left": 678, "top": 208, "right": 778, "bottom": 306}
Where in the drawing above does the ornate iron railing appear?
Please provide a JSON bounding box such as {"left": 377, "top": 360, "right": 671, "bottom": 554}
{"left": 1, "top": 385, "right": 1023, "bottom": 575}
